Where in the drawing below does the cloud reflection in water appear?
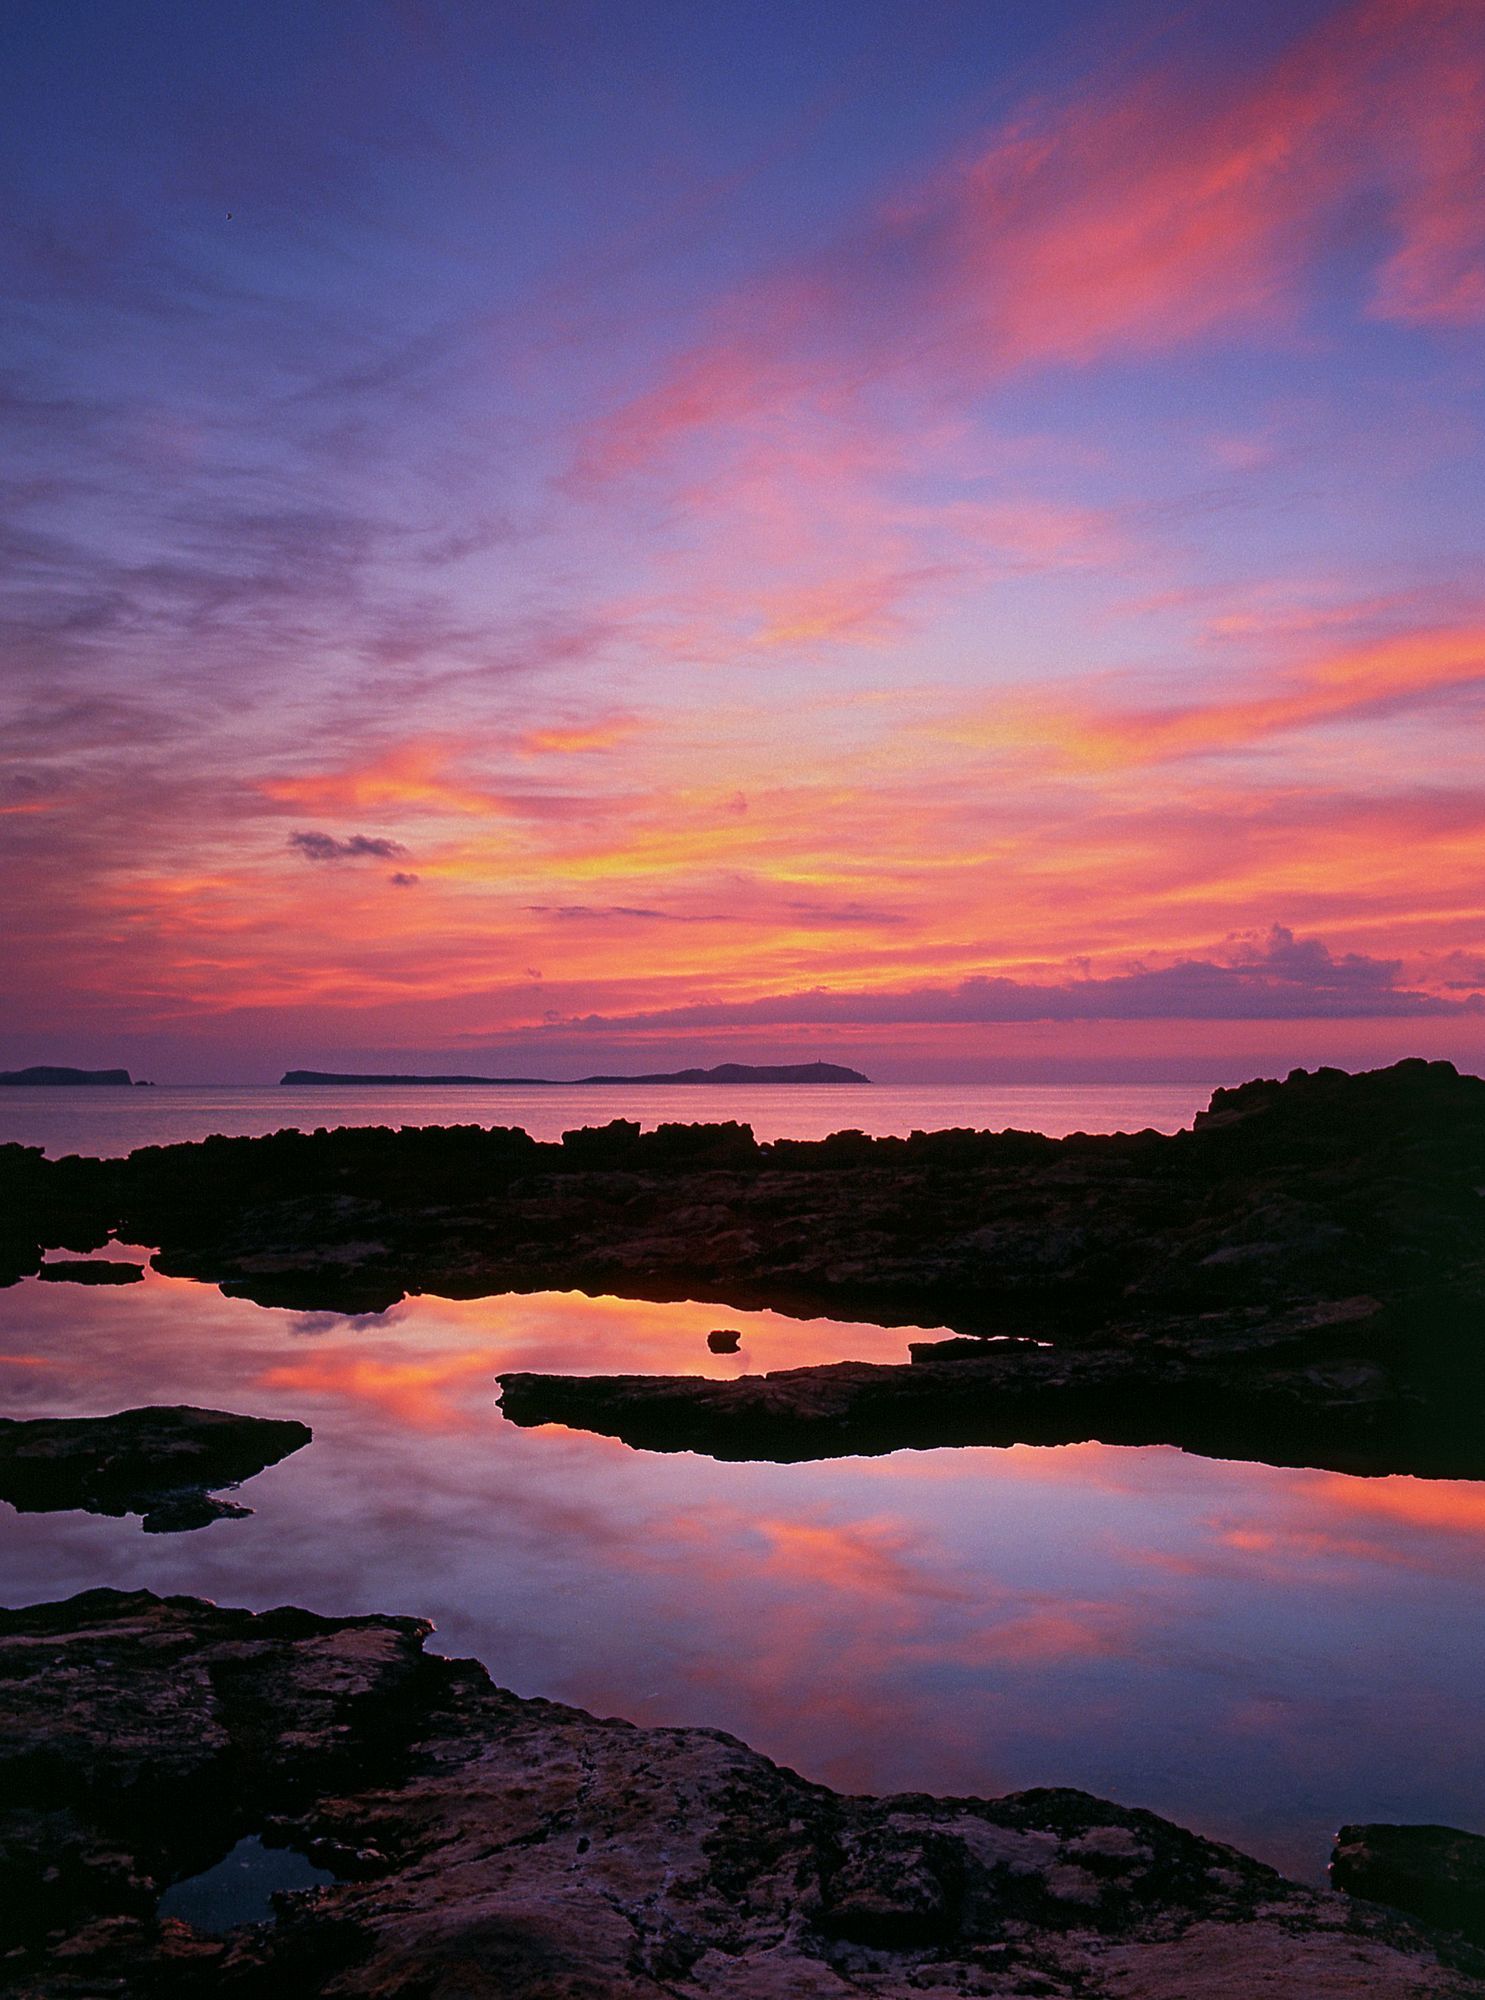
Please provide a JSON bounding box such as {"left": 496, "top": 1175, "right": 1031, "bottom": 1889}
{"left": 0, "top": 1263, "right": 1481, "bottom": 1884}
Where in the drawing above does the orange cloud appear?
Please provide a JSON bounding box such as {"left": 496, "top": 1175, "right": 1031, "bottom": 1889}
{"left": 1048, "top": 620, "right": 1485, "bottom": 766}
{"left": 518, "top": 719, "right": 638, "bottom": 757}
{"left": 262, "top": 742, "right": 499, "bottom": 820}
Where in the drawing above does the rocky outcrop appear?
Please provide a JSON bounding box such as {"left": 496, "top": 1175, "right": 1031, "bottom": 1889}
{"left": 2, "top": 1588, "right": 1480, "bottom": 1997}
{"left": 0, "top": 1406, "right": 311, "bottom": 1531}
{"left": 35, "top": 1258, "right": 144, "bottom": 1285}
{"left": 4, "top": 1061, "right": 1484, "bottom": 1474}
{"left": 498, "top": 1295, "right": 1474, "bottom": 1475}
{"left": 1332, "top": 1825, "right": 1485, "bottom": 1948}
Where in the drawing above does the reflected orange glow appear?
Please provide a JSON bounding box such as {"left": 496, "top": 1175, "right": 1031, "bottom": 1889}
{"left": 708, "top": 1511, "right": 970, "bottom": 1605}
{"left": 1310, "top": 1473, "right": 1485, "bottom": 1538}
{"left": 259, "top": 1350, "right": 497, "bottom": 1428}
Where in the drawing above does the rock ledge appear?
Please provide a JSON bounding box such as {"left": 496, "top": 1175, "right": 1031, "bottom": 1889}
{"left": 2, "top": 1588, "right": 1481, "bottom": 1997}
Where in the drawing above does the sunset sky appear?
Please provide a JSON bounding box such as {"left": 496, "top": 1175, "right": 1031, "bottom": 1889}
{"left": 3, "top": 0, "right": 1483, "bottom": 1081}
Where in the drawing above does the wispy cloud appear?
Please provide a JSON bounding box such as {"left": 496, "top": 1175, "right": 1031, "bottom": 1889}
{"left": 956, "top": 615, "right": 1485, "bottom": 767}
{"left": 580, "top": 0, "right": 1485, "bottom": 485}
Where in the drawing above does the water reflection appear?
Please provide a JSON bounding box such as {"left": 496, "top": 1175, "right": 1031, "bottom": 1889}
{"left": 158, "top": 1836, "right": 333, "bottom": 1933}
{"left": 1, "top": 1263, "right": 1481, "bottom": 1885}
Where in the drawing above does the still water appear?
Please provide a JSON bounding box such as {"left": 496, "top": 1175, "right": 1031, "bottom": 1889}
{"left": 3, "top": 1257, "right": 1482, "bottom": 1885}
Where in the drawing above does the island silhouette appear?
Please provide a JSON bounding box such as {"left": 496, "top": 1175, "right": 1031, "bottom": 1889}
{"left": 0, "top": 1066, "right": 136, "bottom": 1087}
{"left": 280, "top": 1061, "right": 870, "bottom": 1086}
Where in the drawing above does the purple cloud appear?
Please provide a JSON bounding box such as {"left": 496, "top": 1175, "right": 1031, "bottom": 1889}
{"left": 289, "top": 830, "right": 407, "bottom": 863}
{"left": 549, "top": 929, "right": 1483, "bottom": 1030}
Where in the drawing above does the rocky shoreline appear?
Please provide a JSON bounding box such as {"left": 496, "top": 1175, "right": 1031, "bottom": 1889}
{"left": 3, "top": 1059, "right": 1482, "bottom": 1479}
{"left": 4, "top": 1066, "right": 1484, "bottom": 1991}
{"left": 0, "top": 1406, "right": 311, "bottom": 1532}
{"left": 497, "top": 1293, "right": 1468, "bottom": 1475}
{"left": 3, "top": 1587, "right": 1482, "bottom": 1998}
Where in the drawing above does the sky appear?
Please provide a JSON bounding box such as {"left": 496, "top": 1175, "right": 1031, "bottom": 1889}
{"left": 2, "top": 0, "right": 1483, "bottom": 1083}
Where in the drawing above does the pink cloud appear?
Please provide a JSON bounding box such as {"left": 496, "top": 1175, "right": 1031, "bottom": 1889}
{"left": 1046, "top": 619, "right": 1485, "bottom": 765}
{"left": 579, "top": 0, "right": 1485, "bottom": 485}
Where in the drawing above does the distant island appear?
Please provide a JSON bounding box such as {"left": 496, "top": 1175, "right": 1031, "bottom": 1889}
{"left": 280, "top": 1061, "right": 871, "bottom": 1086}
{"left": 0, "top": 1066, "right": 137, "bottom": 1087}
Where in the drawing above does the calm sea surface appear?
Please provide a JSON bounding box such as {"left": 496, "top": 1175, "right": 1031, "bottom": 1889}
{"left": 3, "top": 1081, "right": 1481, "bottom": 1886}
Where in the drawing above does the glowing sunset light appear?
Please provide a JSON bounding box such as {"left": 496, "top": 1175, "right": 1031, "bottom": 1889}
{"left": 1, "top": 0, "right": 1481, "bottom": 1080}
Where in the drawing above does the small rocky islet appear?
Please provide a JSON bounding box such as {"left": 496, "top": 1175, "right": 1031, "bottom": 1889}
{"left": 0, "top": 1405, "right": 312, "bottom": 1532}
{"left": 3, "top": 1058, "right": 1484, "bottom": 1990}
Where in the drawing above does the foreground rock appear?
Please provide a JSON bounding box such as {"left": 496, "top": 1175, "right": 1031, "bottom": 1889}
{"left": 2, "top": 1589, "right": 1480, "bottom": 1998}
{"left": 1332, "top": 1825, "right": 1485, "bottom": 1948}
{"left": 4, "top": 1060, "right": 1484, "bottom": 1476}
{"left": 0, "top": 1406, "right": 311, "bottom": 1531}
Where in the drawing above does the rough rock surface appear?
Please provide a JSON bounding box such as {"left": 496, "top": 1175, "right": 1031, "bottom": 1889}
{"left": 2, "top": 1588, "right": 1481, "bottom": 1998}
{"left": 4, "top": 1060, "right": 1483, "bottom": 1476}
{"left": 35, "top": 1259, "right": 144, "bottom": 1285}
{"left": 0, "top": 1406, "right": 311, "bottom": 1531}
{"left": 1332, "top": 1825, "right": 1485, "bottom": 1948}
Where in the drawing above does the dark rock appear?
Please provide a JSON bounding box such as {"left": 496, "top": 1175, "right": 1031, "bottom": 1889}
{"left": 1333, "top": 1823, "right": 1485, "bottom": 1946}
{"left": 499, "top": 1296, "right": 1468, "bottom": 1475}
{"left": 706, "top": 1327, "right": 741, "bottom": 1352}
{"left": 0, "top": 1066, "right": 132, "bottom": 1086}
{"left": 575, "top": 1061, "right": 871, "bottom": 1083}
{"left": 0, "top": 1405, "right": 311, "bottom": 1530}
{"left": 35, "top": 1258, "right": 145, "bottom": 1285}
{"left": 1, "top": 1588, "right": 1478, "bottom": 1997}
{"left": 281, "top": 1062, "right": 871, "bottom": 1085}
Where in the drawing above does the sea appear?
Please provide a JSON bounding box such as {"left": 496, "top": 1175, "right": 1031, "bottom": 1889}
{"left": 3, "top": 1079, "right": 1481, "bottom": 1885}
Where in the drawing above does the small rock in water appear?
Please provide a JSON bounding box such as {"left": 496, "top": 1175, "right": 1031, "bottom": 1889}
{"left": 707, "top": 1328, "right": 741, "bottom": 1353}
{"left": 0, "top": 1406, "right": 310, "bottom": 1530}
